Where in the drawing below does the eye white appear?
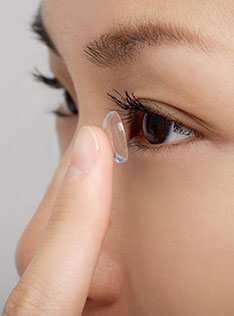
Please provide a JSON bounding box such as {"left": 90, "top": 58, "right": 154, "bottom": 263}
{"left": 163, "top": 122, "right": 195, "bottom": 143}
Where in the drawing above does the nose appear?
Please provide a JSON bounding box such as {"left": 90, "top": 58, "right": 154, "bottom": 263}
{"left": 85, "top": 247, "right": 123, "bottom": 308}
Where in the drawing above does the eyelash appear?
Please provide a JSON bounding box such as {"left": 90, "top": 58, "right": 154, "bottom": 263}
{"left": 32, "top": 68, "right": 204, "bottom": 155}
{"left": 32, "top": 68, "right": 78, "bottom": 116}
{"left": 105, "top": 89, "right": 204, "bottom": 154}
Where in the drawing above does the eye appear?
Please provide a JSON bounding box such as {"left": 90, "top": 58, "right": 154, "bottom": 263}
{"left": 32, "top": 67, "right": 78, "bottom": 117}
{"left": 134, "top": 110, "right": 195, "bottom": 145}
{"left": 106, "top": 90, "right": 203, "bottom": 154}
{"left": 54, "top": 89, "right": 78, "bottom": 117}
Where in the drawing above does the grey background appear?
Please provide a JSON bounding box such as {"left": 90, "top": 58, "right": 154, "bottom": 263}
{"left": 0, "top": 0, "right": 60, "bottom": 312}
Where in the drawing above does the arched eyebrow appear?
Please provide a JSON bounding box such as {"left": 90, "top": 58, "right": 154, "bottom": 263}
{"left": 32, "top": 6, "right": 215, "bottom": 69}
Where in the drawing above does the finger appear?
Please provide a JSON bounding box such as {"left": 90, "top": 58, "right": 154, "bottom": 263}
{"left": 15, "top": 124, "right": 87, "bottom": 271}
{"left": 3, "top": 125, "right": 114, "bottom": 316}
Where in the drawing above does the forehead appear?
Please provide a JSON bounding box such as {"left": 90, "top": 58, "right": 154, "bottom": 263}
{"left": 41, "top": 0, "right": 234, "bottom": 57}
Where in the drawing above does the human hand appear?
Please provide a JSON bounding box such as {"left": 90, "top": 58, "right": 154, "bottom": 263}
{"left": 2, "top": 125, "right": 114, "bottom": 316}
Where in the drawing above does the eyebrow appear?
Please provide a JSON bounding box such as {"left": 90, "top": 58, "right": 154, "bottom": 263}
{"left": 32, "top": 7, "right": 214, "bottom": 68}
{"left": 31, "top": 6, "right": 60, "bottom": 55}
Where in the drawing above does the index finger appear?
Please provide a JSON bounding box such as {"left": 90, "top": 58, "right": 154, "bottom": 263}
{"left": 3, "top": 126, "right": 114, "bottom": 316}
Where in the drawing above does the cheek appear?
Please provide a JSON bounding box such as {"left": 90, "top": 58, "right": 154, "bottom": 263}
{"left": 123, "top": 139, "right": 234, "bottom": 314}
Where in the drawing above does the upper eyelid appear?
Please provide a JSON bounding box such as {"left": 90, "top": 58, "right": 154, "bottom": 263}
{"left": 32, "top": 68, "right": 78, "bottom": 104}
{"left": 106, "top": 90, "right": 212, "bottom": 139}
{"left": 32, "top": 69, "right": 80, "bottom": 107}
{"left": 107, "top": 90, "right": 189, "bottom": 126}
{"left": 139, "top": 98, "right": 212, "bottom": 136}
{"left": 108, "top": 89, "right": 225, "bottom": 144}
{"left": 32, "top": 68, "right": 63, "bottom": 89}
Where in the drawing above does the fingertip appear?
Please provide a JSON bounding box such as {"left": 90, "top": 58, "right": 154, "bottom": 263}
{"left": 89, "top": 126, "right": 115, "bottom": 162}
{"left": 85, "top": 126, "right": 114, "bottom": 195}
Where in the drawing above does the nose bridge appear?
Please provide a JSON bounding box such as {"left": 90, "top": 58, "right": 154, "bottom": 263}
{"left": 87, "top": 245, "right": 124, "bottom": 305}
{"left": 87, "top": 182, "right": 129, "bottom": 306}
{"left": 67, "top": 99, "right": 129, "bottom": 307}
{"left": 86, "top": 140, "right": 129, "bottom": 307}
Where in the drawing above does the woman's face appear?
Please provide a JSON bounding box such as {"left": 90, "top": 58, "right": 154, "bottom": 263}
{"left": 15, "top": 0, "right": 234, "bottom": 315}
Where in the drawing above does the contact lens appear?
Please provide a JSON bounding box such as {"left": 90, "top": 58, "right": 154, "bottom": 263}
{"left": 102, "top": 111, "right": 128, "bottom": 163}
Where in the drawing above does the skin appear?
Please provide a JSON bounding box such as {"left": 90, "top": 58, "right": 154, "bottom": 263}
{"left": 4, "top": 0, "right": 234, "bottom": 315}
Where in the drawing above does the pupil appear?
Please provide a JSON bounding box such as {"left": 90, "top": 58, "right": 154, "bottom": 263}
{"left": 142, "top": 112, "right": 172, "bottom": 144}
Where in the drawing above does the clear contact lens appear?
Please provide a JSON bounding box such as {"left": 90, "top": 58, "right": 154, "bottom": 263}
{"left": 102, "top": 111, "right": 128, "bottom": 163}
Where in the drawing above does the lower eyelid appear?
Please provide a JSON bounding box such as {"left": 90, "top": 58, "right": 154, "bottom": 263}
{"left": 128, "top": 133, "right": 204, "bottom": 158}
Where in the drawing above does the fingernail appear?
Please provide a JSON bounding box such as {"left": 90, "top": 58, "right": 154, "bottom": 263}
{"left": 67, "top": 126, "right": 100, "bottom": 177}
